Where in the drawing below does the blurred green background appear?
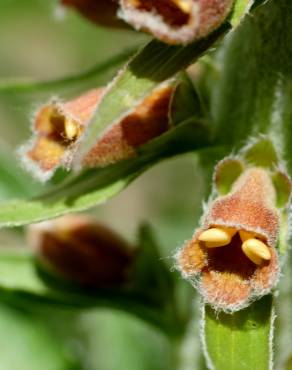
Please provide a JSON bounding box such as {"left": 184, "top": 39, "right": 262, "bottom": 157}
{"left": 0, "top": 1, "right": 206, "bottom": 369}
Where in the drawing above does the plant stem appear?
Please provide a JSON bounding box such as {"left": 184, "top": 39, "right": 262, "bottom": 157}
{"left": 0, "top": 46, "right": 138, "bottom": 94}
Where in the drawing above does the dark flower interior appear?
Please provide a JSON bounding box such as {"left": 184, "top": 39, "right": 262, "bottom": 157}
{"left": 128, "top": 0, "right": 191, "bottom": 26}
{"left": 40, "top": 108, "right": 83, "bottom": 147}
{"left": 203, "top": 232, "right": 267, "bottom": 280}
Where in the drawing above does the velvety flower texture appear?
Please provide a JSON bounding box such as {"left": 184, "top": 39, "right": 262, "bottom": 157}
{"left": 177, "top": 154, "right": 291, "bottom": 312}
{"left": 20, "top": 85, "right": 173, "bottom": 181}
{"left": 119, "top": 0, "right": 234, "bottom": 44}
{"left": 61, "top": 0, "right": 235, "bottom": 44}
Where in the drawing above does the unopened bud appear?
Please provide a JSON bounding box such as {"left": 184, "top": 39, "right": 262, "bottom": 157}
{"left": 28, "top": 215, "right": 134, "bottom": 287}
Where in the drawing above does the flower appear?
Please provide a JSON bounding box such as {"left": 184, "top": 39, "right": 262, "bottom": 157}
{"left": 119, "top": 0, "right": 234, "bottom": 44}
{"left": 177, "top": 153, "right": 291, "bottom": 312}
{"left": 20, "top": 85, "right": 173, "bottom": 181}
{"left": 27, "top": 215, "right": 134, "bottom": 287}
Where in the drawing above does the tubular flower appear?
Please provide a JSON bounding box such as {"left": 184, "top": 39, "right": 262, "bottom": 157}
{"left": 20, "top": 85, "right": 173, "bottom": 181}
{"left": 119, "top": 0, "right": 234, "bottom": 44}
{"left": 61, "top": 0, "right": 126, "bottom": 28}
{"left": 177, "top": 144, "right": 291, "bottom": 312}
{"left": 27, "top": 215, "right": 134, "bottom": 287}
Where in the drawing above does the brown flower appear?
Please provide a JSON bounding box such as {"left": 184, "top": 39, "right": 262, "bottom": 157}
{"left": 119, "top": 0, "right": 234, "bottom": 44}
{"left": 28, "top": 215, "right": 134, "bottom": 287}
{"left": 21, "top": 85, "right": 173, "bottom": 180}
{"left": 177, "top": 166, "right": 283, "bottom": 312}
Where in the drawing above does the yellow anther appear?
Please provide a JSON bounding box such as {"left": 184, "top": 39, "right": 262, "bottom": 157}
{"left": 241, "top": 239, "right": 271, "bottom": 265}
{"left": 239, "top": 230, "right": 256, "bottom": 242}
{"left": 172, "top": 0, "right": 192, "bottom": 13}
{"left": 205, "top": 241, "right": 231, "bottom": 248}
{"left": 199, "top": 227, "right": 236, "bottom": 248}
{"left": 65, "top": 119, "right": 79, "bottom": 140}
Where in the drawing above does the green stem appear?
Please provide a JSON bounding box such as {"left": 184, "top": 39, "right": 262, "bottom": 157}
{"left": 0, "top": 46, "right": 138, "bottom": 94}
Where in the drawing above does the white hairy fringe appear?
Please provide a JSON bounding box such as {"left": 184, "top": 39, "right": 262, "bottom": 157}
{"left": 118, "top": 4, "right": 200, "bottom": 45}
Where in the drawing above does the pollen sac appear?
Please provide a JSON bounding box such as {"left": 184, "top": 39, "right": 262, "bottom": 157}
{"left": 27, "top": 215, "right": 134, "bottom": 287}
{"left": 119, "top": 0, "right": 234, "bottom": 44}
{"left": 21, "top": 85, "right": 173, "bottom": 181}
{"left": 177, "top": 143, "right": 292, "bottom": 312}
{"left": 199, "top": 227, "right": 236, "bottom": 247}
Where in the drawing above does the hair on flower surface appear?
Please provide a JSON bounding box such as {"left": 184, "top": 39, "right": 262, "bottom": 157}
{"left": 20, "top": 84, "right": 174, "bottom": 181}
{"left": 119, "top": 0, "right": 234, "bottom": 44}
{"left": 176, "top": 138, "right": 291, "bottom": 312}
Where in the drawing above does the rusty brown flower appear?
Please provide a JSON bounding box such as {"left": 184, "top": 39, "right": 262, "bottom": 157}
{"left": 21, "top": 85, "right": 173, "bottom": 180}
{"left": 28, "top": 215, "right": 134, "bottom": 287}
{"left": 119, "top": 0, "right": 234, "bottom": 44}
{"left": 177, "top": 164, "right": 288, "bottom": 312}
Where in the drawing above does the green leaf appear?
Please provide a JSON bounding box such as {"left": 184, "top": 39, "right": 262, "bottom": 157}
{"left": 229, "top": 0, "right": 267, "bottom": 28}
{"left": 75, "top": 25, "right": 230, "bottom": 165}
{"left": 214, "top": 158, "right": 244, "bottom": 195}
{"left": 0, "top": 302, "right": 74, "bottom": 370}
{"left": 276, "top": 252, "right": 292, "bottom": 369}
{"left": 0, "top": 142, "right": 38, "bottom": 200}
{"left": 229, "top": 0, "right": 251, "bottom": 27}
{"left": 210, "top": 0, "right": 292, "bottom": 170}
{"left": 0, "top": 225, "right": 182, "bottom": 335}
{"left": 242, "top": 137, "right": 279, "bottom": 168}
{"left": 272, "top": 171, "right": 291, "bottom": 208}
{"left": 0, "top": 251, "right": 168, "bottom": 330}
{"left": 203, "top": 296, "right": 274, "bottom": 370}
{"left": 0, "top": 119, "right": 210, "bottom": 228}
{"left": 171, "top": 72, "right": 206, "bottom": 126}
{"left": 0, "top": 46, "right": 138, "bottom": 95}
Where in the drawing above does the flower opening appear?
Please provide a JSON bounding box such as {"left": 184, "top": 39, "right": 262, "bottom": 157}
{"left": 177, "top": 165, "right": 288, "bottom": 312}
{"left": 21, "top": 85, "right": 173, "bottom": 180}
{"left": 119, "top": 0, "right": 234, "bottom": 44}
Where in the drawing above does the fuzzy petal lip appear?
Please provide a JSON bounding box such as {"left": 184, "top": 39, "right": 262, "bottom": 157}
{"left": 21, "top": 85, "right": 173, "bottom": 181}
{"left": 177, "top": 167, "right": 281, "bottom": 312}
{"left": 178, "top": 228, "right": 279, "bottom": 312}
{"left": 119, "top": 0, "right": 234, "bottom": 44}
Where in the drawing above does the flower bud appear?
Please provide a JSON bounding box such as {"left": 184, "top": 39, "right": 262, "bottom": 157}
{"left": 119, "top": 0, "right": 234, "bottom": 44}
{"left": 61, "top": 0, "right": 126, "bottom": 28}
{"left": 177, "top": 140, "right": 291, "bottom": 312}
{"left": 28, "top": 215, "right": 134, "bottom": 287}
{"left": 20, "top": 85, "right": 173, "bottom": 181}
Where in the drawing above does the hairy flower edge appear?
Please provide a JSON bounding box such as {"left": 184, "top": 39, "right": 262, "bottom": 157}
{"left": 119, "top": 0, "right": 234, "bottom": 44}
{"left": 19, "top": 85, "right": 173, "bottom": 181}
{"left": 176, "top": 153, "right": 291, "bottom": 312}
